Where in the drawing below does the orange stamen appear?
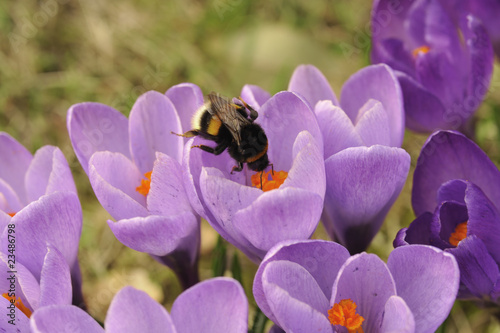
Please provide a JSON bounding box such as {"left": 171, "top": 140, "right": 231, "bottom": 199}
{"left": 449, "top": 221, "right": 468, "bottom": 247}
{"left": 411, "top": 45, "right": 431, "bottom": 58}
{"left": 135, "top": 171, "right": 153, "bottom": 196}
{"left": 328, "top": 299, "right": 364, "bottom": 333}
{"left": 412, "top": 45, "right": 430, "bottom": 57}
{"left": 251, "top": 170, "right": 288, "bottom": 192}
{"left": 7, "top": 212, "right": 16, "bottom": 217}
{"left": 2, "top": 293, "right": 32, "bottom": 318}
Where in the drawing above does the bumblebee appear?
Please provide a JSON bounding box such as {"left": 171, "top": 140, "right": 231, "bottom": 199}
{"left": 173, "top": 92, "right": 271, "bottom": 188}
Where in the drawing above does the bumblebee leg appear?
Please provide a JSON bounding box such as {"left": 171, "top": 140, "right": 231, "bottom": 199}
{"left": 213, "top": 142, "right": 229, "bottom": 155}
{"left": 260, "top": 170, "right": 264, "bottom": 190}
{"left": 171, "top": 130, "right": 199, "bottom": 138}
{"left": 191, "top": 145, "right": 216, "bottom": 154}
{"left": 230, "top": 162, "right": 244, "bottom": 174}
{"left": 192, "top": 142, "right": 228, "bottom": 156}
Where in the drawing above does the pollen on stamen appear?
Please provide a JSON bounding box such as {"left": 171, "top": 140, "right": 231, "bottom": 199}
{"left": 251, "top": 170, "right": 288, "bottom": 192}
{"left": 412, "top": 45, "right": 430, "bottom": 57}
{"left": 2, "top": 293, "right": 32, "bottom": 318}
{"left": 7, "top": 212, "right": 16, "bottom": 217}
{"left": 136, "top": 171, "right": 153, "bottom": 196}
{"left": 449, "top": 221, "right": 468, "bottom": 247}
{"left": 328, "top": 299, "right": 364, "bottom": 333}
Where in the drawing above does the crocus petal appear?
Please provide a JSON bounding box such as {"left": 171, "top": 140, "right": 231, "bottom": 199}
{"left": 288, "top": 64, "right": 339, "bottom": 107}
{"left": 340, "top": 64, "right": 404, "bottom": 146}
{"left": 465, "top": 16, "right": 494, "bottom": 108}
{"left": 0, "top": 178, "right": 22, "bottom": 213}
{"left": 0, "top": 254, "right": 38, "bottom": 311}
{"left": 331, "top": 253, "right": 396, "bottom": 333}
{"left": 105, "top": 286, "right": 175, "bottom": 333}
{"left": 0, "top": 297, "right": 31, "bottom": 331}
{"left": 393, "top": 212, "right": 435, "bottom": 247}
{"left": 414, "top": 51, "right": 461, "bottom": 111}
{"left": 437, "top": 179, "right": 467, "bottom": 205}
{"left": 465, "top": 182, "right": 500, "bottom": 263}
{"left": 147, "top": 152, "right": 194, "bottom": 217}
{"left": 171, "top": 277, "right": 248, "bottom": 333}
{"left": 354, "top": 99, "right": 391, "bottom": 146}
{"left": 129, "top": 91, "right": 183, "bottom": 174}
{"left": 379, "top": 296, "right": 415, "bottom": 333}
{"left": 165, "top": 83, "right": 204, "bottom": 134}
{"left": 39, "top": 245, "right": 72, "bottom": 307}
{"left": 89, "top": 151, "right": 148, "bottom": 221}
{"left": 412, "top": 131, "right": 500, "bottom": 216}
{"left": 233, "top": 188, "right": 323, "bottom": 260}
{"left": 240, "top": 84, "right": 272, "bottom": 109}
{"left": 183, "top": 137, "right": 246, "bottom": 220}
{"left": 31, "top": 305, "right": 104, "bottom": 333}
{"left": 67, "top": 102, "right": 130, "bottom": 174}
{"left": 253, "top": 240, "right": 350, "bottom": 325}
{"left": 2, "top": 192, "right": 81, "bottom": 281}
{"left": 315, "top": 100, "right": 363, "bottom": 158}
{"left": 323, "top": 145, "right": 410, "bottom": 253}
{"left": 396, "top": 71, "right": 448, "bottom": 132}
{"left": 199, "top": 167, "right": 263, "bottom": 261}
{"left": 25, "top": 146, "right": 77, "bottom": 203}
{"left": 447, "top": 235, "right": 499, "bottom": 299}
{"left": 107, "top": 212, "right": 198, "bottom": 257}
{"left": 262, "top": 260, "right": 333, "bottom": 333}
{"left": 282, "top": 131, "right": 325, "bottom": 198}
{"left": 388, "top": 245, "right": 459, "bottom": 333}
{"left": 0, "top": 132, "right": 32, "bottom": 205}
{"left": 372, "top": 38, "right": 415, "bottom": 74}
{"left": 258, "top": 91, "right": 323, "bottom": 171}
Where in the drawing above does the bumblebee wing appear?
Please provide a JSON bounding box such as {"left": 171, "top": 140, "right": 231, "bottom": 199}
{"left": 207, "top": 92, "right": 249, "bottom": 145}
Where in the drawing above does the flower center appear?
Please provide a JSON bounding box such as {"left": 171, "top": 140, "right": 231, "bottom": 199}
{"left": 328, "top": 299, "right": 364, "bottom": 333}
{"left": 251, "top": 170, "right": 288, "bottom": 192}
{"left": 412, "top": 45, "right": 430, "bottom": 57}
{"left": 136, "top": 171, "right": 153, "bottom": 196}
{"left": 2, "top": 293, "right": 32, "bottom": 319}
{"left": 449, "top": 221, "right": 468, "bottom": 247}
{"left": 7, "top": 212, "right": 16, "bottom": 217}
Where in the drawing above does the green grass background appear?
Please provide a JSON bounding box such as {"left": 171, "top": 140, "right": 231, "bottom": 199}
{"left": 1, "top": 0, "right": 500, "bottom": 331}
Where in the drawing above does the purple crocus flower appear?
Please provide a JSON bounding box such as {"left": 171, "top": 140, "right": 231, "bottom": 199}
{"left": 288, "top": 64, "right": 410, "bottom": 254}
{"left": 0, "top": 245, "right": 73, "bottom": 330}
{"left": 31, "top": 277, "right": 249, "bottom": 333}
{"left": 0, "top": 133, "right": 84, "bottom": 308}
{"left": 183, "top": 90, "right": 325, "bottom": 262}
{"left": 371, "top": 0, "right": 494, "bottom": 132}
{"left": 254, "top": 240, "right": 459, "bottom": 333}
{"left": 395, "top": 130, "right": 500, "bottom": 303}
{"left": 67, "top": 86, "right": 201, "bottom": 289}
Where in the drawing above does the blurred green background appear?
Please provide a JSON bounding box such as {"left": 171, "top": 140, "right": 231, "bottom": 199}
{"left": 1, "top": 0, "right": 500, "bottom": 331}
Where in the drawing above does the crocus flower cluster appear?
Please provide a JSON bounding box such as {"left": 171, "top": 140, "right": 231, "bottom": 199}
{"left": 253, "top": 240, "right": 459, "bottom": 332}
{"left": 0, "top": 133, "right": 84, "bottom": 318}
{"left": 288, "top": 64, "right": 410, "bottom": 254}
{"left": 371, "top": 0, "right": 494, "bottom": 132}
{"left": 6, "top": 1, "right": 500, "bottom": 330}
{"left": 30, "top": 278, "right": 248, "bottom": 333}
{"left": 67, "top": 86, "right": 201, "bottom": 289}
{"left": 395, "top": 130, "right": 500, "bottom": 303}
